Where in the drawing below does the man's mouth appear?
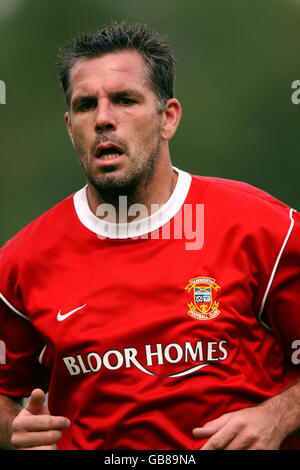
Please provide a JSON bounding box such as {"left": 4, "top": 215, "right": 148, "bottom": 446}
{"left": 99, "top": 148, "right": 123, "bottom": 160}
{"left": 95, "top": 143, "right": 125, "bottom": 160}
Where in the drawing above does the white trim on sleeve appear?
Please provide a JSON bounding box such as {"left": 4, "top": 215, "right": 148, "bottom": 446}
{"left": 258, "top": 208, "right": 296, "bottom": 330}
{"left": 0, "top": 292, "right": 29, "bottom": 321}
{"left": 38, "top": 345, "right": 47, "bottom": 365}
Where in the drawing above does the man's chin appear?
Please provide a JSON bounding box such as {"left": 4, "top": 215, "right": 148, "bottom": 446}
{"left": 85, "top": 144, "right": 160, "bottom": 204}
{"left": 87, "top": 172, "right": 141, "bottom": 203}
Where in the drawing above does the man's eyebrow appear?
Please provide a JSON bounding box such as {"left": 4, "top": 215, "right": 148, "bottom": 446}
{"left": 71, "top": 89, "right": 145, "bottom": 109}
{"left": 71, "top": 95, "right": 97, "bottom": 109}
{"left": 109, "top": 89, "right": 144, "bottom": 99}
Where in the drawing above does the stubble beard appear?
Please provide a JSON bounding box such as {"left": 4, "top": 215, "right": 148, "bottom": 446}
{"left": 74, "top": 136, "right": 161, "bottom": 207}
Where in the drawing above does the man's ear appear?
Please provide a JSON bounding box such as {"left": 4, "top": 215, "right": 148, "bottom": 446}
{"left": 64, "top": 111, "right": 74, "bottom": 145}
{"left": 160, "top": 98, "right": 182, "bottom": 141}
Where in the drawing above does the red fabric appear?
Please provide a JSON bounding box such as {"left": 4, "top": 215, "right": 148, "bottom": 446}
{"left": 0, "top": 175, "right": 299, "bottom": 449}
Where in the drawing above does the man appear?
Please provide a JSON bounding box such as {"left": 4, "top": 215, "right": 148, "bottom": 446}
{"left": 0, "top": 22, "right": 300, "bottom": 450}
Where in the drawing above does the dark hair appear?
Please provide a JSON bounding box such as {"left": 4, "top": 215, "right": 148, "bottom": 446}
{"left": 57, "top": 21, "right": 176, "bottom": 112}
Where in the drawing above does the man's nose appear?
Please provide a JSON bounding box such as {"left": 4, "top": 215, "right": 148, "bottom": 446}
{"left": 95, "top": 101, "right": 116, "bottom": 132}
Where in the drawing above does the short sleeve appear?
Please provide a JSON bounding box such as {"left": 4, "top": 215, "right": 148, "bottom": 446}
{"left": 261, "top": 209, "right": 300, "bottom": 362}
{"left": 0, "top": 300, "right": 49, "bottom": 398}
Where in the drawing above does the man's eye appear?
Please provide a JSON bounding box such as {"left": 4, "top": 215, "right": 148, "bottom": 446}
{"left": 77, "top": 100, "right": 97, "bottom": 111}
{"left": 117, "top": 97, "right": 136, "bottom": 105}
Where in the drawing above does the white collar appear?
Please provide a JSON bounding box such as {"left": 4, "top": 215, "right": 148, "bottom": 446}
{"left": 73, "top": 167, "right": 191, "bottom": 239}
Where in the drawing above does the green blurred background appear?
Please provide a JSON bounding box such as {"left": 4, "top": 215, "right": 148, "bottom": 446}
{"left": 0, "top": 0, "right": 300, "bottom": 246}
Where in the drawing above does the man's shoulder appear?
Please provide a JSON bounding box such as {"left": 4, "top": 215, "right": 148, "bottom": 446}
{"left": 1, "top": 192, "right": 76, "bottom": 259}
{"left": 0, "top": 191, "right": 80, "bottom": 314}
{"left": 190, "top": 174, "right": 292, "bottom": 214}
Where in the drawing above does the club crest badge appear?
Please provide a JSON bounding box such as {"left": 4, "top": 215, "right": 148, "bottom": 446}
{"left": 185, "top": 276, "right": 221, "bottom": 321}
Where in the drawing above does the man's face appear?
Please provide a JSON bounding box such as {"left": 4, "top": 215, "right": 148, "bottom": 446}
{"left": 65, "top": 51, "right": 166, "bottom": 202}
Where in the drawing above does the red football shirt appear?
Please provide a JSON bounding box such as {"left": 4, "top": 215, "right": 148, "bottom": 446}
{"left": 0, "top": 168, "right": 300, "bottom": 450}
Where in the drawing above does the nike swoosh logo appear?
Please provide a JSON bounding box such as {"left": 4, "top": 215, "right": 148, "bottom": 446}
{"left": 57, "top": 304, "right": 87, "bottom": 322}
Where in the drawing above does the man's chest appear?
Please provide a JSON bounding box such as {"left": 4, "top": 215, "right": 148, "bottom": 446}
{"left": 27, "top": 237, "right": 264, "bottom": 379}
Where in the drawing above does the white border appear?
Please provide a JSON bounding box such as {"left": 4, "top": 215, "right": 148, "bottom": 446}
{"left": 38, "top": 345, "right": 47, "bottom": 365}
{"left": 258, "top": 208, "right": 296, "bottom": 330}
{"left": 0, "top": 292, "right": 29, "bottom": 321}
{"left": 73, "top": 167, "right": 192, "bottom": 239}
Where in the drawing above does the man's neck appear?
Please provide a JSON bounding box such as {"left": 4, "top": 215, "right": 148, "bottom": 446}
{"left": 86, "top": 160, "right": 177, "bottom": 224}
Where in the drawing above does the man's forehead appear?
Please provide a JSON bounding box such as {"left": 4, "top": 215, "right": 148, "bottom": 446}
{"left": 70, "top": 51, "right": 148, "bottom": 94}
